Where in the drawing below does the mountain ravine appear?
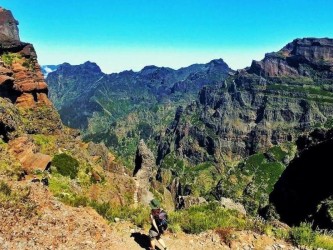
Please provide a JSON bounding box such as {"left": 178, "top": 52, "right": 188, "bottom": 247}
{"left": 2, "top": 6, "right": 333, "bottom": 249}
{"left": 45, "top": 59, "right": 233, "bottom": 166}
{"left": 46, "top": 36, "right": 333, "bottom": 230}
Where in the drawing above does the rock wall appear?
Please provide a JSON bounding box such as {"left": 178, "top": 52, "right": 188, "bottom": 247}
{"left": 0, "top": 8, "right": 20, "bottom": 43}
{"left": 0, "top": 8, "right": 51, "bottom": 108}
{"left": 133, "top": 139, "right": 156, "bottom": 204}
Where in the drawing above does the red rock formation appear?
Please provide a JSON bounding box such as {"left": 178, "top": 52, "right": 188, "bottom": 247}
{"left": 8, "top": 136, "right": 51, "bottom": 173}
{"left": 0, "top": 8, "right": 51, "bottom": 108}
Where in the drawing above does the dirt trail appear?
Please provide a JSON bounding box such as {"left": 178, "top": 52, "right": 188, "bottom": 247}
{"left": 0, "top": 182, "right": 297, "bottom": 250}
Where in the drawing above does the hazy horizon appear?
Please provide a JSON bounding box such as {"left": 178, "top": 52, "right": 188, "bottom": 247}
{"left": 2, "top": 0, "right": 333, "bottom": 73}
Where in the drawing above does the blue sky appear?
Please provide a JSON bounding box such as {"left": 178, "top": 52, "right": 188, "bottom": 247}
{"left": 2, "top": 0, "right": 333, "bottom": 73}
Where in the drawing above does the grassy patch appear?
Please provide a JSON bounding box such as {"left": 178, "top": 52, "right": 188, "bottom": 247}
{"left": 90, "top": 201, "right": 150, "bottom": 227}
{"left": 290, "top": 222, "right": 315, "bottom": 246}
{"left": 169, "top": 202, "right": 247, "bottom": 234}
{"left": 32, "top": 134, "right": 57, "bottom": 154}
{"left": 1, "top": 52, "right": 21, "bottom": 66}
{"left": 314, "top": 233, "right": 333, "bottom": 250}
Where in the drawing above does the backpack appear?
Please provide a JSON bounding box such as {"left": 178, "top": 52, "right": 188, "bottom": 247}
{"left": 152, "top": 209, "right": 168, "bottom": 232}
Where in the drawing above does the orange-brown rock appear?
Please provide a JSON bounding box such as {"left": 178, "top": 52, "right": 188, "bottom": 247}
{"left": 0, "top": 74, "right": 13, "bottom": 85}
{"left": 8, "top": 136, "right": 51, "bottom": 173}
{"left": 0, "top": 8, "right": 52, "bottom": 108}
{"left": 15, "top": 93, "right": 36, "bottom": 107}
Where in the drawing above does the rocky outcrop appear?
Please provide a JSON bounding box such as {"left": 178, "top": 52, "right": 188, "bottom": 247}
{"left": 8, "top": 136, "right": 51, "bottom": 173}
{"left": 249, "top": 38, "right": 333, "bottom": 77}
{"left": 0, "top": 8, "right": 51, "bottom": 108}
{"left": 177, "top": 195, "right": 207, "bottom": 209}
{"left": 219, "top": 197, "right": 247, "bottom": 215}
{"left": 133, "top": 139, "right": 156, "bottom": 204}
{"left": 0, "top": 8, "right": 19, "bottom": 43}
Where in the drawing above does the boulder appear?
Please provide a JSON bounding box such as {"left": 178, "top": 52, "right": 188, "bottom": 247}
{"left": 8, "top": 136, "right": 51, "bottom": 173}
{"left": 219, "top": 197, "right": 247, "bottom": 215}
{"left": 177, "top": 195, "right": 207, "bottom": 209}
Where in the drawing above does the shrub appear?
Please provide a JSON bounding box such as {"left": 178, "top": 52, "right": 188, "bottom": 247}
{"left": 290, "top": 222, "right": 315, "bottom": 246}
{"left": 314, "top": 233, "right": 333, "bottom": 250}
{"left": 169, "top": 202, "right": 247, "bottom": 234}
{"left": 90, "top": 202, "right": 150, "bottom": 227}
{"left": 0, "top": 181, "right": 11, "bottom": 196}
{"left": 52, "top": 153, "right": 79, "bottom": 179}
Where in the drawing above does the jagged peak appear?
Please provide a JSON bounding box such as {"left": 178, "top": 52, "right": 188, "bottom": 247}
{"left": 0, "top": 7, "right": 20, "bottom": 43}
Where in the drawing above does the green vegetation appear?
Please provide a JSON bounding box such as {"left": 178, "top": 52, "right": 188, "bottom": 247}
{"left": 290, "top": 222, "right": 316, "bottom": 246}
{"left": 32, "top": 134, "right": 57, "bottom": 154}
{"left": 314, "top": 233, "right": 333, "bottom": 250}
{"left": 90, "top": 202, "right": 150, "bottom": 227}
{"left": 1, "top": 52, "right": 20, "bottom": 66}
{"left": 160, "top": 153, "right": 220, "bottom": 199}
{"left": 52, "top": 153, "right": 79, "bottom": 179}
{"left": 288, "top": 223, "right": 333, "bottom": 249}
{"left": 266, "top": 82, "right": 333, "bottom": 104}
{"left": 169, "top": 202, "right": 247, "bottom": 234}
{"left": 221, "top": 144, "right": 296, "bottom": 215}
{"left": 324, "top": 117, "right": 333, "bottom": 129}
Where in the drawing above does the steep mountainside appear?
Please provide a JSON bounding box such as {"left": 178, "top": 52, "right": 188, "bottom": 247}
{"left": 46, "top": 58, "right": 233, "bottom": 166}
{"left": 2, "top": 7, "right": 333, "bottom": 248}
{"left": 155, "top": 38, "right": 333, "bottom": 222}
{"left": 157, "top": 38, "right": 333, "bottom": 166}
{"left": 0, "top": 7, "right": 136, "bottom": 247}
{"left": 265, "top": 128, "right": 333, "bottom": 229}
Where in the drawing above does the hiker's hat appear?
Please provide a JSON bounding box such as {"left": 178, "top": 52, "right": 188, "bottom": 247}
{"left": 150, "top": 199, "right": 160, "bottom": 209}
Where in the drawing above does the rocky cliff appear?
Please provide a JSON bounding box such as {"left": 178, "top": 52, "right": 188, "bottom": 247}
{"left": 154, "top": 38, "right": 333, "bottom": 220}
{"left": 0, "top": 8, "right": 50, "bottom": 108}
{"left": 0, "top": 7, "right": 19, "bottom": 43}
{"left": 157, "top": 38, "right": 333, "bottom": 166}
{"left": 0, "top": 8, "right": 136, "bottom": 248}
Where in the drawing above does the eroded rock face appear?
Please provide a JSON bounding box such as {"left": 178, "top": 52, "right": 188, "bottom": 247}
{"left": 0, "top": 8, "right": 19, "bottom": 43}
{"left": 0, "top": 8, "right": 51, "bottom": 108}
{"left": 157, "top": 38, "right": 333, "bottom": 165}
{"left": 133, "top": 139, "right": 156, "bottom": 204}
{"left": 8, "top": 136, "right": 51, "bottom": 173}
{"left": 249, "top": 38, "right": 333, "bottom": 77}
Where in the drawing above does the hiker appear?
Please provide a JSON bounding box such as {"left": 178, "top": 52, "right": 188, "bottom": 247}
{"left": 149, "top": 199, "right": 168, "bottom": 250}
